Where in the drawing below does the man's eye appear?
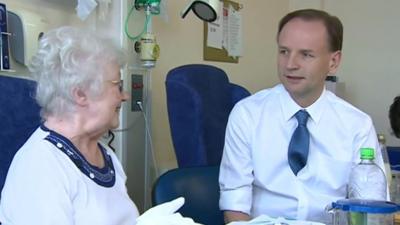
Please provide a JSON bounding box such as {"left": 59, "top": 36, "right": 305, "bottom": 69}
{"left": 279, "top": 49, "right": 288, "bottom": 55}
{"left": 303, "top": 52, "right": 314, "bottom": 58}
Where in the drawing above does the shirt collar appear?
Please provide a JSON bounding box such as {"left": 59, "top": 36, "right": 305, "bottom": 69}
{"left": 280, "top": 86, "right": 327, "bottom": 124}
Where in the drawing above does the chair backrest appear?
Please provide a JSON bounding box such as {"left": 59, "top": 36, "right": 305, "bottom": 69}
{"left": 152, "top": 166, "right": 224, "bottom": 225}
{"left": 388, "top": 146, "right": 400, "bottom": 169}
{"left": 0, "top": 75, "right": 41, "bottom": 198}
{"left": 165, "top": 64, "right": 250, "bottom": 167}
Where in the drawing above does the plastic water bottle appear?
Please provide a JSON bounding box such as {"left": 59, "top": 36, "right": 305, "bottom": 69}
{"left": 378, "top": 134, "right": 392, "bottom": 187}
{"left": 347, "top": 147, "right": 387, "bottom": 200}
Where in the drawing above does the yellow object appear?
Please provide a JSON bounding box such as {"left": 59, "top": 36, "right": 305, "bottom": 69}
{"left": 140, "top": 33, "right": 160, "bottom": 61}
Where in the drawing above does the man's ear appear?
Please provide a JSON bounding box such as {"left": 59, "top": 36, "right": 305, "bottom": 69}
{"left": 328, "top": 50, "right": 342, "bottom": 74}
{"left": 72, "top": 88, "right": 88, "bottom": 106}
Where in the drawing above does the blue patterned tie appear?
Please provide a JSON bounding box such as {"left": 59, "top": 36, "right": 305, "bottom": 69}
{"left": 288, "top": 110, "right": 310, "bottom": 175}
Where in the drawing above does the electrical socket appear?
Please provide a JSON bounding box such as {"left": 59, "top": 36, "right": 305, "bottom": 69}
{"left": 131, "top": 74, "right": 143, "bottom": 111}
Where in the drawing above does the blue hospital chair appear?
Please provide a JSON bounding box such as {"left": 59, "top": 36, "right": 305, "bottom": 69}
{"left": 388, "top": 146, "right": 400, "bottom": 170}
{"left": 165, "top": 64, "right": 250, "bottom": 167}
{"left": 0, "top": 75, "right": 41, "bottom": 199}
{"left": 152, "top": 166, "right": 224, "bottom": 225}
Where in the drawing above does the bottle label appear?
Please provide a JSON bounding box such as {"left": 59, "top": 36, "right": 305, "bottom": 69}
{"left": 348, "top": 212, "right": 393, "bottom": 225}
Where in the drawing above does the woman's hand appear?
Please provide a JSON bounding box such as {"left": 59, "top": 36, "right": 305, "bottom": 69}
{"left": 136, "top": 197, "right": 203, "bottom": 225}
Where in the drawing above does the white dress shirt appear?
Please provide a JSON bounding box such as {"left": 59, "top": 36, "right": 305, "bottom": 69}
{"left": 219, "top": 84, "right": 383, "bottom": 223}
{"left": 0, "top": 126, "right": 139, "bottom": 225}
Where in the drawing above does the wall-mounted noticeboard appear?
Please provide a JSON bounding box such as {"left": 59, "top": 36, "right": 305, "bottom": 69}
{"left": 203, "top": 0, "right": 242, "bottom": 63}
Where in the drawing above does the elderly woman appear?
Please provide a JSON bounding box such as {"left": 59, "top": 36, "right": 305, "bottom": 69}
{"left": 0, "top": 26, "right": 197, "bottom": 225}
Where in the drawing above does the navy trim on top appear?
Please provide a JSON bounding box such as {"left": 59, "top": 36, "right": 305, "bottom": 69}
{"left": 41, "top": 124, "right": 116, "bottom": 187}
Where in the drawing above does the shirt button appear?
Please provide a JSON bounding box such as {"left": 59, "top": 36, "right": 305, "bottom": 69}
{"left": 89, "top": 173, "right": 95, "bottom": 179}
{"left": 111, "top": 170, "right": 114, "bottom": 174}
{"left": 56, "top": 143, "right": 63, "bottom": 148}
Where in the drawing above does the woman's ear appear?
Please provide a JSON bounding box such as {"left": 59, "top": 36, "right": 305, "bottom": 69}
{"left": 72, "top": 88, "right": 88, "bottom": 106}
{"left": 328, "top": 50, "right": 342, "bottom": 74}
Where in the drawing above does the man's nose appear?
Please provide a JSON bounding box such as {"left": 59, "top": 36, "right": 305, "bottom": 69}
{"left": 286, "top": 54, "right": 300, "bottom": 70}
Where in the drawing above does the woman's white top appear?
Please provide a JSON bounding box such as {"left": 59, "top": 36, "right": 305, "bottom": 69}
{"left": 0, "top": 126, "right": 139, "bottom": 225}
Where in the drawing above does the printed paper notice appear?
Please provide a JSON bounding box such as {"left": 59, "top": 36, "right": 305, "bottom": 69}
{"left": 206, "top": 1, "right": 223, "bottom": 49}
{"left": 222, "top": 6, "right": 229, "bottom": 50}
{"left": 227, "top": 4, "right": 242, "bottom": 57}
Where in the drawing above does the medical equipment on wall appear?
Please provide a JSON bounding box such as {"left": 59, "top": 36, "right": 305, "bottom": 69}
{"left": 0, "top": 3, "right": 10, "bottom": 70}
{"left": 125, "top": 0, "right": 221, "bottom": 68}
{"left": 135, "top": 32, "right": 160, "bottom": 68}
{"left": 134, "top": 0, "right": 161, "bottom": 14}
{"left": 181, "top": 0, "right": 220, "bottom": 22}
{"left": 7, "top": 8, "right": 48, "bottom": 66}
{"left": 125, "top": 0, "right": 161, "bottom": 68}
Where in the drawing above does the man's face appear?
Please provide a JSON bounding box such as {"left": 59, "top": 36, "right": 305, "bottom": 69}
{"left": 277, "top": 18, "right": 341, "bottom": 107}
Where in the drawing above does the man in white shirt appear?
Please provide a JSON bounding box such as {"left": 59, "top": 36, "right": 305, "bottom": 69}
{"left": 219, "top": 9, "right": 383, "bottom": 224}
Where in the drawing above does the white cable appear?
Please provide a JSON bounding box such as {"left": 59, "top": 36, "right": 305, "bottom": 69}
{"left": 111, "top": 103, "right": 143, "bottom": 132}
{"left": 111, "top": 119, "right": 140, "bottom": 132}
{"left": 138, "top": 100, "right": 159, "bottom": 212}
{"left": 136, "top": 101, "right": 159, "bottom": 179}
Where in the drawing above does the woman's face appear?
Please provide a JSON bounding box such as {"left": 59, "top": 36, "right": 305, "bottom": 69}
{"left": 87, "top": 61, "right": 129, "bottom": 133}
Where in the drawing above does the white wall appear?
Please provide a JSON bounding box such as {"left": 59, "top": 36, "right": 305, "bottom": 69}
{"left": 4, "top": 0, "right": 77, "bottom": 26}
{"left": 324, "top": 1, "right": 400, "bottom": 147}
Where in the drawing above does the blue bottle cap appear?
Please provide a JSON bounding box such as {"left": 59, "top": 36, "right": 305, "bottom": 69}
{"left": 332, "top": 199, "right": 399, "bottom": 214}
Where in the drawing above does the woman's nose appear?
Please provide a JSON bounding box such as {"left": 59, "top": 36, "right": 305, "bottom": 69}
{"left": 121, "top": 91, "right": 130, "bottom": 102}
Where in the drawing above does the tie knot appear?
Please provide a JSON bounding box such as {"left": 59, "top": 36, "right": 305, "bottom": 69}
{"left": 295, "top": 110, "right": 309, "bottom": 125}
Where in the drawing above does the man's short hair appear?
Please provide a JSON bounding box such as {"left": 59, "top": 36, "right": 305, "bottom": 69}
{"left": 278, "top": 9, "right": 343, "bottom": 52}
